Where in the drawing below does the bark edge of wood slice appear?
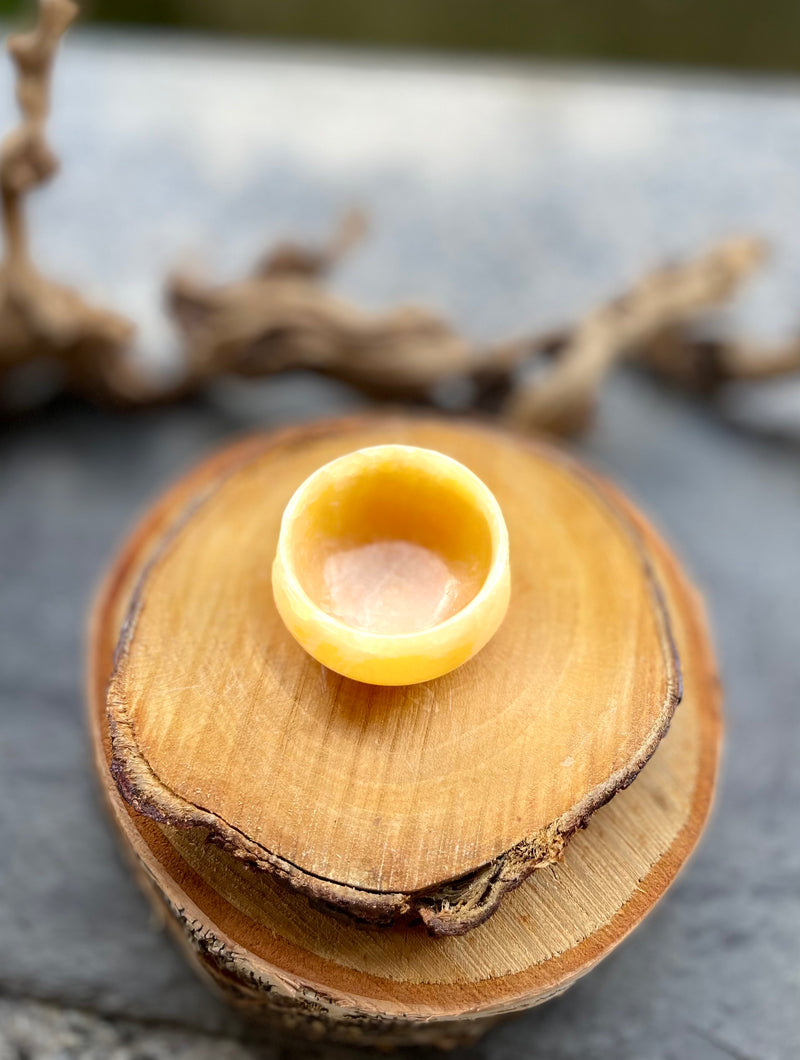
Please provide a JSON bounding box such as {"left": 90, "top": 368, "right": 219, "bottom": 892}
{"left": 104, "top": 416, "right": 685, "bottom": 936}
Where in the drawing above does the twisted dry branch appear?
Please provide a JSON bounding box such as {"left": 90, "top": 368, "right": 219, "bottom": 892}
{"left": 0, "top": 0, "right": 134, "bottom": 409}
{"left": 0, "top": 3, "right": 796, "bottom": 431}
{"left": 167, "top": 228, "right": 796, "bottom": 434}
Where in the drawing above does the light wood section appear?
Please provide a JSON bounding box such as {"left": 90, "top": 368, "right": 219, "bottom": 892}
{"left": 106, "top": 417, "right": 680, "bottom": 933}
{"left": 88, "top": 417, "right": 721, "bottom": 1048}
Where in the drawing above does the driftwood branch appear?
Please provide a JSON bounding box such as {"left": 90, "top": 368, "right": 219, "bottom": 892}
{"left": 0, "top": 2, "right": 796, "bottom": 432}
{"left": 503, "top": 237, "right": 768, "bottom": 434}
{"left": 0, "top": 0, "right": 134, "bottom": 409}
{"left": 165, "top": 209, "right": 525, "bottom": 401}
{"left": 636, "top": 329, "right": 800, "bottom": 393}
{"left": 166, "top": 227, "right": 796, "bottom": 435}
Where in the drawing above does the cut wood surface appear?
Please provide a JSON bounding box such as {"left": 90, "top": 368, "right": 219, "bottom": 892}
{"left": 105, "top": 417, "right": 681, "bottom": 934}
{"left": 88, "top": 417, "right": 721, "bottom": 1048}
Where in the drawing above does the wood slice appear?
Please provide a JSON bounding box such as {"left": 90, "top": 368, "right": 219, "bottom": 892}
{"left": 88, "top": 416, "right": 721, "bottom": 1049}
{"left": 105, "top": 416, "right": 681, "bottom": 935}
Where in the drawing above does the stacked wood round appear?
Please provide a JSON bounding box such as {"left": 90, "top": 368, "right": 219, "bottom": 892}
{"left": 89, "top": 416, "right": 721, "bottom": 1049}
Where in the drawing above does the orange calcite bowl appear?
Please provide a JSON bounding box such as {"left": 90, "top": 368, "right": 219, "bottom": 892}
{"left": 272, "top": 445, "right": 510, "bottom": 685}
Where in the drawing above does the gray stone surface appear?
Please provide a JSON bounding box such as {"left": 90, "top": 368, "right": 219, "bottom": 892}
{"left": 0, "top": 997, "right": 265, "bottom": 1060}
{"left": 0, "top": 28, "right": 798, "bottom": 1060}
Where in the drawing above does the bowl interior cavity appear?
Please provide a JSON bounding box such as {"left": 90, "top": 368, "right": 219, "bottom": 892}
{"left": 289, "top": 461, "right": 494, "bottom": 635}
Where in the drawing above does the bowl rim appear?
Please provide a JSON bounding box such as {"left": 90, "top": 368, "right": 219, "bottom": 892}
{"left": 272, "top": 443, "right": 510, "bottom": 651}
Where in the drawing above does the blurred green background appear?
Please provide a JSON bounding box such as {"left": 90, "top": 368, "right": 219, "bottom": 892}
{"left": 1, "top": 0, "right": 797, "bottom": 72}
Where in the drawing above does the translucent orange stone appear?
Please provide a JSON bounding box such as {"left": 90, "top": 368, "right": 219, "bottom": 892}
{"left": 271, "top": 444, "right": 510, "bottom": 685}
